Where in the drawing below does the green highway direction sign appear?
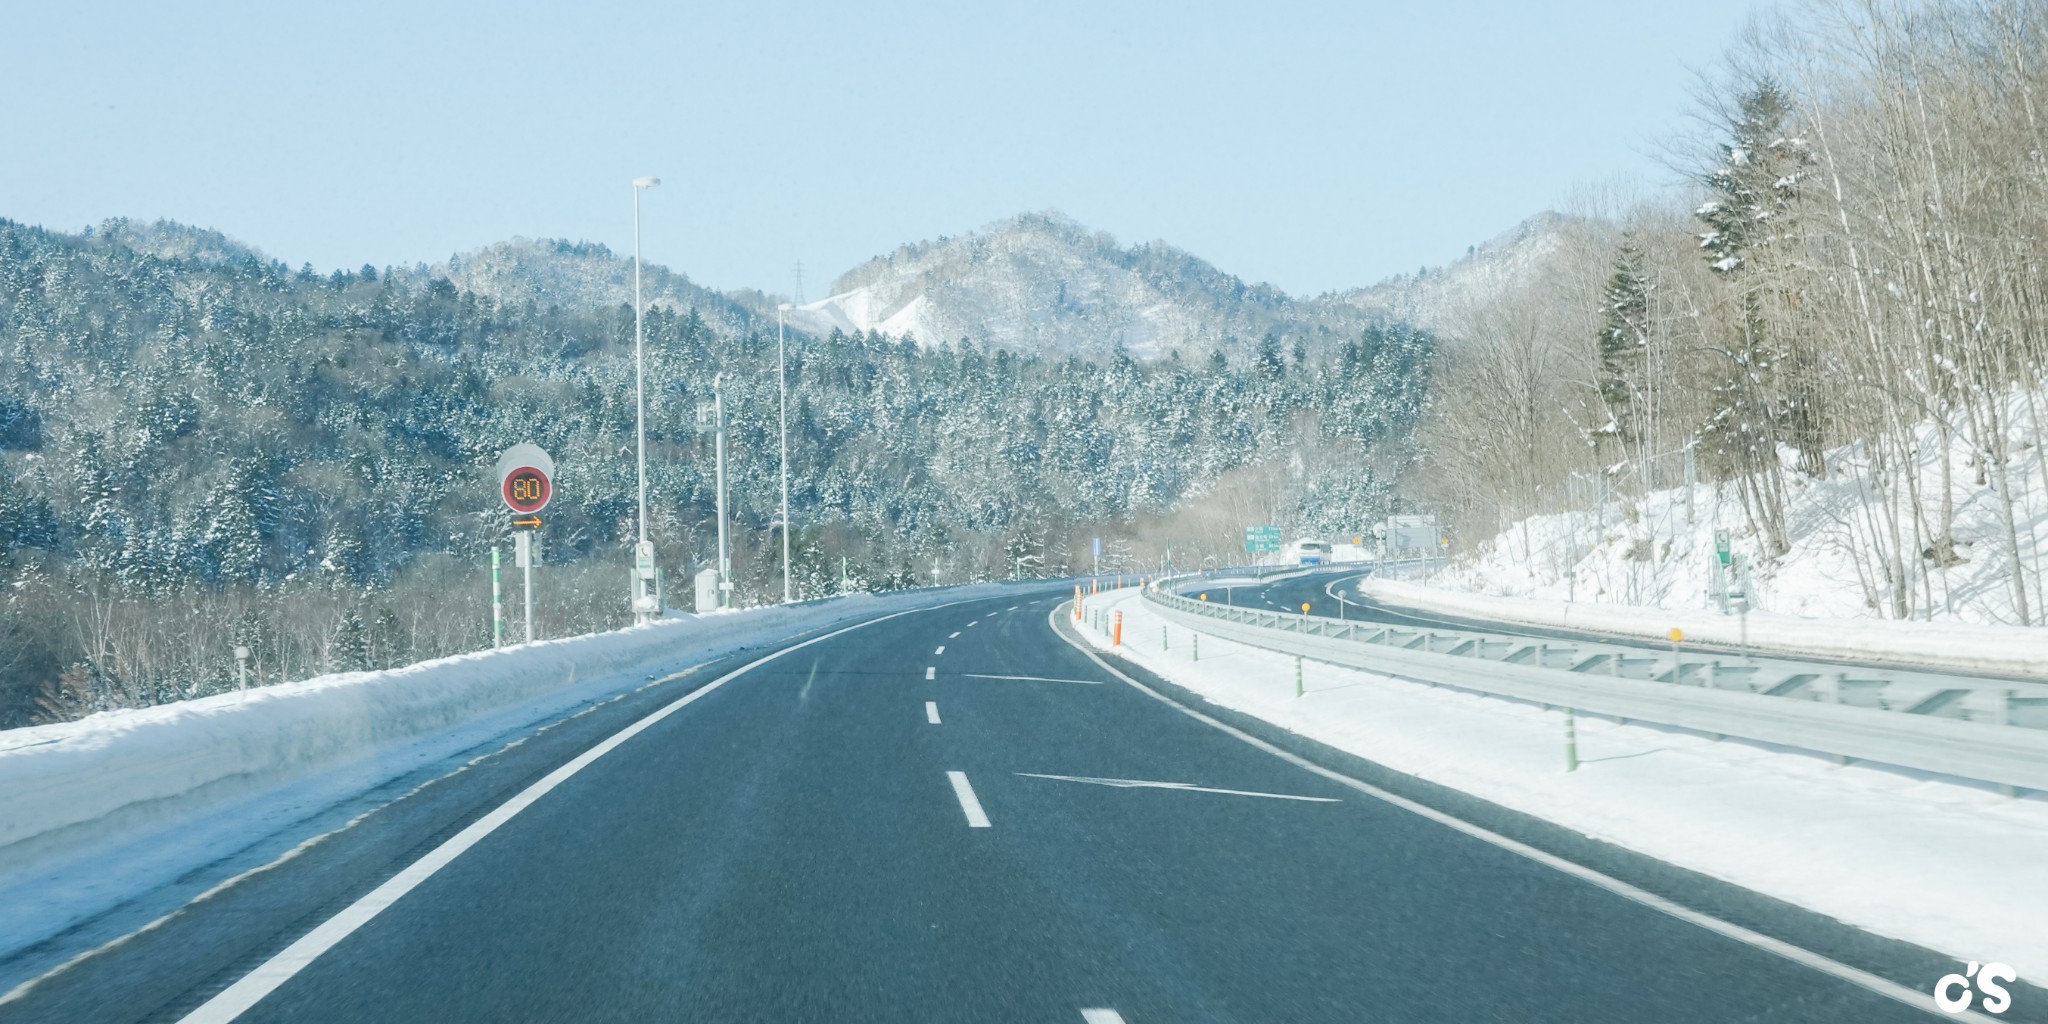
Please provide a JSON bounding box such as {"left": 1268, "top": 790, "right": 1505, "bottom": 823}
{"left": 1244, "top": 525, "right": 1282, "bottom": 553}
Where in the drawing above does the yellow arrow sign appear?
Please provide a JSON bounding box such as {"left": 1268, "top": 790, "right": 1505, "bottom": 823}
{"left": 512, "top": 515, "right": 543, "bottom": 530}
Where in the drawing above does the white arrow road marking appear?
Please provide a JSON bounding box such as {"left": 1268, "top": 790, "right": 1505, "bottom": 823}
{"left": 925, "top": 701, "right": 941, "bottom": 724}
{"left": 947, "top": 771, "right": 991, "bottom": 827}
{"left": 962, "top": 673, "right": 1102, "bottom": 685}
{"left": 1080, "top": 1011, "right": 1127, "bottom": 1024}
{"left": 1017, "top": 773, "right": 1340, "bottom": 803}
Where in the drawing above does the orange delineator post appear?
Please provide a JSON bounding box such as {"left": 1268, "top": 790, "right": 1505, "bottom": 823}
{"left": 1073, "top": 584, "right": 1083, "bottom": 619}
{"left": 1112, "top": 611, "right": 1123, "bottom": 646}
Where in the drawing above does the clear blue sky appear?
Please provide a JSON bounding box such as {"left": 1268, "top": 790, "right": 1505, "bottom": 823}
{"left": 1, "top": 0, "right": 1762, "bottom": 297}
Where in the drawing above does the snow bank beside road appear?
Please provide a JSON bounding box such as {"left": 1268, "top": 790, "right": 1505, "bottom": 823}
{"left": 1362, "top": 578, "right": 2048, "bottom": 679}
{"left": 1081, "top": 588, "right": 2048, "bottom": 979}
{"left": 0, "top": 590, "right": 974, "bottom": 877}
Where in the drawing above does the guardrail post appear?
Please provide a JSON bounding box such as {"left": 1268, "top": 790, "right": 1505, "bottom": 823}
{"left": 1564, "top": 707, "right": 1578, "bottom": 772}
{"left": 1295, "top": 655, "right": 1303, "bottom": 698}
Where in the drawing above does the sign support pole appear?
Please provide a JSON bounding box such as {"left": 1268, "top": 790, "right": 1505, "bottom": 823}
{"left": 519, "top": 532, "right": 535, "bottom": 644}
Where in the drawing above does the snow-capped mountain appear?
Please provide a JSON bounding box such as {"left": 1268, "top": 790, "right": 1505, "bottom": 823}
{"left": 785, "top": 212, "right": 1393, "bottom": 362}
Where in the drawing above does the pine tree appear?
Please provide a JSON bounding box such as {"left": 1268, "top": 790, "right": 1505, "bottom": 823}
{"left": 329, "top": 609, "right": 370, "bottom": 673}
{"left": 1595, "top": 237, "right": 1652, "bottom": 449}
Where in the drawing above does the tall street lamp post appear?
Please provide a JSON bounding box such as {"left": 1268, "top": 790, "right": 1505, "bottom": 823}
{"left": 777, "top": 303, "right": 793, "bottom": 604}
{"left": 631, "top": 175, "right": 660, "bottom": 622}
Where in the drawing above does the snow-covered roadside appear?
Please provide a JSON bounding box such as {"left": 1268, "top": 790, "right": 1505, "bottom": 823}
{"left": 0, "top": 586, "right": 1014, "bottom": 961}
{"left": 1435, "top": 385, "right": 2048, "bottom": 628}
{"left": 1078, "top": 588, "right": 2048, "bottom": 978}
{"left": 1362, "top": 578, "right": 2048, "bottom": 679}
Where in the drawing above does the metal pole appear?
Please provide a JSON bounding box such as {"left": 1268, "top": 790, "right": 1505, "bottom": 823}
{"left": 524, "top": 546, "right": 534, "bottom": 644}
{"left": 491, "top": 546, "right": 503, "bottom": 648}
{"left": 778, "top": 306, "right": 792, "bottom": 603}
{"left": 629, "top": 177, "right": 659, "bottom": 622}
{"left": 714, "top": 377, "right": 730, "bottom": 608}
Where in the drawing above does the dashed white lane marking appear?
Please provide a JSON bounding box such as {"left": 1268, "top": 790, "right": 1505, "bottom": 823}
{"left": 1050, "top": 604, "right": 1994, "bottom": 1023}
{"left": 170, "top": 603, "right": 975, "bottom": 1024}
{"left": 925, "top": 667, "right": 936, "bottom": 680}
{"left": 968, "top": 620, "right": 979, "bottom": 627}
{"left": 949, "top": 631, "right": 961, "bottom": 639}
{"left": 1080, "top": 1011, "right": 1126, "bottom": 1024}
{"left": 926, "top": 701, "right": 941, "bottom": 724}
{"left": 934, "top": 645, "right": 945, "bottom": 655}
{"left": 1017, "top": 773, "right": 1340, "bottom": 803}
{"left": 1008, "top": 605, "right": 1020, "bottom": 611}
{"left": 946, "top": 771, "right": 991, "bottom": 828}
{"left": 962, "top": 673, "right": 1102, "bottom": 685}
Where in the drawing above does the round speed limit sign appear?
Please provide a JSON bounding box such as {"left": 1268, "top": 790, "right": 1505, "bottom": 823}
{"left": 495, "top": 442, "right": 555, "bottom": 515}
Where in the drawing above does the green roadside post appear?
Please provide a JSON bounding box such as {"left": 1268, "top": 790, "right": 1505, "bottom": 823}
{"left": 491, "top": 546, "right": 503, "bottom": 648}
{"left": 1193, "top": 634, "right": 1199, "bottom": 662}
{"left": 1295, "top": 655, "right": 1304, "bottom": 698}
{"left": 1162, "top": 625, "right": 1169, "bottom": 652}
{"left": 1565, "top": 707, "right": 1579, "bottom": 772}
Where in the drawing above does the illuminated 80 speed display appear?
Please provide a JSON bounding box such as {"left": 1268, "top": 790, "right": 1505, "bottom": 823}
{"left": 501, "top": 467, "right": 551, "bottom": 514}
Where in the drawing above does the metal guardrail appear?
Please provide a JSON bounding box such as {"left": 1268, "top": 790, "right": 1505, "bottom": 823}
{"left": 1139, "top": 585, "right": 2048, "bottom": 794}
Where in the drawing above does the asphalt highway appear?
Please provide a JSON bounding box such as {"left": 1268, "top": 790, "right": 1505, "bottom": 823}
{"left": 0, "top": 586, "right": 1979, "bottom": 1022}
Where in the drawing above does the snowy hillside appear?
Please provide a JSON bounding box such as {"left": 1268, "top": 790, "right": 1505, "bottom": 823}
{"left": 1432, "top": 387, "right": 2048, "bottom": 627}
{"left": 787, "top": 211, "right": 1396, "bottom": 362}
{"left": 424, "top": 237, "right": 764, "bottom": 327}
{"left": 1337, "top": 211, "right": 1576, "bottom": 329}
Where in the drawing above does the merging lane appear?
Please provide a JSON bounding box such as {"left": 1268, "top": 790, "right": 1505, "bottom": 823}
{"left": 5, "top": 588, "right": 1946, "bottom": 1022}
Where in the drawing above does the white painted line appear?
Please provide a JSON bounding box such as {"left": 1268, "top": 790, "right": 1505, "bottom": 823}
{"left": 968, "top": 620, "right": 980, "bottom": 627}
{"left": 947, "top": 771, "right": 991, "bottom": 828}
{"left": 1017, "top": 773, "right": 1340, "bottom": 803}
{"left": 934, "top": 645, "right": 945, "bottom": 655}
{"left": 962, "top": 673, "right": 1103, "bottom": 685}
{"left": 949, "top": 631, "right": 961, "bottom": 639}
{"left": 1080, "top": 1011, "right": 1126, "bottom": 1024}
{"left": 171, "top": 603, "right": 974, "bottom": 1024}
{"left": 926, "top": 701, "right": 942, "bottom": 724}
{"left": 926, "top": 666, "right": 936, "bottom": 680}
{"left": 1008, "top": 605, "right": 1020, "bottom": 611}
{"left": 1050, "top": 604, "right": 1997, "bottom": 1023}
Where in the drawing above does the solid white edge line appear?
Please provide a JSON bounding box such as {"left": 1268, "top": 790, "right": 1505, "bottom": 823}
{"left": 174, "top": 600, "right": 981, "bottom": 1024}
{"left": 1080, "top": 1009, "right": 1126, "bottom": 1024}
{"left": 926, "top": 701, "right": 941, "bottom": 725}
{"left": 1048, "top": 601, "right": 1992, "bottom": 1023}
{"left": 946, "top": 771, "right": 992, "bottom": 828}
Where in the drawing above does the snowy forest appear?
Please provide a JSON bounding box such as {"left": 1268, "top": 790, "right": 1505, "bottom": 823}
{"left": 0, "top": 219, "right": 1429, "bottom": 725}
{"left": 1418, "top": 0, "right": 2048, "bottom": 626}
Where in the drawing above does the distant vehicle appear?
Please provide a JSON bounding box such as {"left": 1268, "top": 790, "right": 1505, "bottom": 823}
{"left": 1287, "top": 539, "right": 1332, "bottom": 566}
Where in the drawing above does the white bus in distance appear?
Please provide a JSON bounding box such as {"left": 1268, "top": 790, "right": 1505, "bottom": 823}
{"left": 1285, "top": 539, "right": 1332, "bottom": 566}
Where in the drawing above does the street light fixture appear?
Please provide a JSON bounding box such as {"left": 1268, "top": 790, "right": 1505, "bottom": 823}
{"left": 631, "top": 175, "right": 661, "bottom": 623}
{"left": 777, "top": 303, "right": 793, "bottom": 604}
